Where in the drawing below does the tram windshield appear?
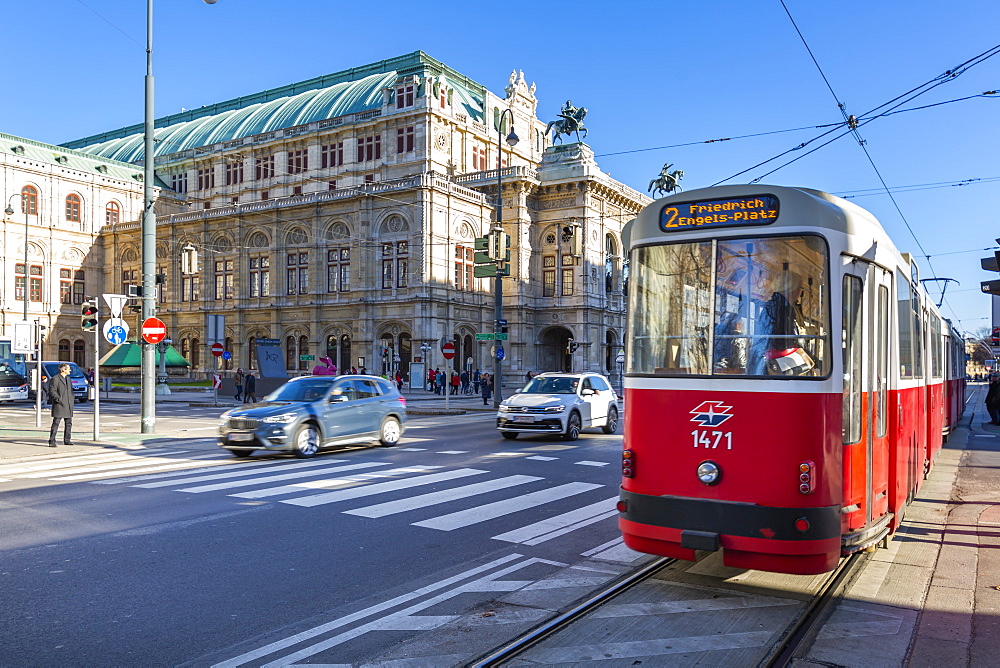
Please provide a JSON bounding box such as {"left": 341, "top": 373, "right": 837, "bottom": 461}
{"left": 627, "top": 235, "right": 830, "bottom": 378}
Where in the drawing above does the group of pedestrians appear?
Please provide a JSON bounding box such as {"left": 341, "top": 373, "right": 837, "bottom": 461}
{"left": 424, "top": 367, "right": 493, "bottom": 404}
{"left": 233, "top": 368, "right": 257, "bottom": 403}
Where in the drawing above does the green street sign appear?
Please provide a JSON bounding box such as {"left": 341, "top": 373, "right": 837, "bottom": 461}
{"left": 475, "top": 333, "right": 495, "bottom": 340}
{"left": 494, "top": 333, "right": 508, "bottom": 340}
{"left": 474, "top": 251, "right": 492, "bottom": 265}
{"left": 299, "top": 355, "right": 315, "bottom": 361}
{"left": 474, "top": 237, "right": 489, "bottom": 251}
{"left": 474, "top": 263, "right": 510, "bottom": 278}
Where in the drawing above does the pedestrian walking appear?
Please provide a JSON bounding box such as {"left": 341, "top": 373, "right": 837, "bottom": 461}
{"left": 436, "top": 371, "right": 446, "bottom": 395}
{"left": 481, "top": 372, "right": 493, "bottom": 406}
{"left": 460, "top": 370, "right": 470, "bottom": 395}
{"left": 234, "top": 368, "right": 245, "bottom": 401}
{"left": 473, "top": 368, "right": 481, "bottom": 394}
{"left": 244, "top": 372, "right": 257, "bottom": 403}
{"left": 428, "top": 367, "right": 437, "bottom": 392}
{"left": 986, "top": 374, "right": 1000, "bottom": 425}
{"left": 47, "top": 363, "right": 74, "bottom": 447}
{"left": 451, "top": 370, "right": 460, "bottom": 395}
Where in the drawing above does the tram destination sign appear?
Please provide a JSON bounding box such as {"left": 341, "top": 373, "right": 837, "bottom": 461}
{"left": 660, "top": 195, "right": 779, "bottom": 232}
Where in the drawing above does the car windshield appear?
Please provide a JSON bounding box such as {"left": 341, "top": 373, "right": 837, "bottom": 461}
{"left": 265, "top": 379, "right": 333, "bottom": 402}
{"left": 521, "top": 376, "right": 580, "bottom": 395}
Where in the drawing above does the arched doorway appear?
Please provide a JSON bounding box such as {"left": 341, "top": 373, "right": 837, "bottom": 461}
{"left": 538, "top": 326, "right": 574, "bottom": 372}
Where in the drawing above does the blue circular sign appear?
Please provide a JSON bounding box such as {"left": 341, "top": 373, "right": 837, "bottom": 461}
{"left": 222, "top": 351, "right": 232, "bottom": 361}
{"left": 103, "top": 319, "right": 129, "bottom": 345}
{"left": 495, "top": 346, "right": 505, "bottom": 361}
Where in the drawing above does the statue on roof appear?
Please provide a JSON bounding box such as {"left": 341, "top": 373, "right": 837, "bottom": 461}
{"left": 648, "top": 163, "right": 685, "bottom": 197}
{"left": 545, "top": 100, "right": 588, "bottom": 144}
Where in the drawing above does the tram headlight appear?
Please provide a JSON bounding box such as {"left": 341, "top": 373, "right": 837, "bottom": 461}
{"left": 697, "top": 460, "right": 721, "bottom": 485}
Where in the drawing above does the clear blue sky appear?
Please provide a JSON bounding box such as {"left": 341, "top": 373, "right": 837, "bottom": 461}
{"left": 5, "top": 0, "right": 999, "bottom": 336}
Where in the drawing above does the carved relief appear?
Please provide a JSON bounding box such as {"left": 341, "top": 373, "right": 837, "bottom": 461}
{"left": 538, "top": 197, "right": 577, "bottom": 210}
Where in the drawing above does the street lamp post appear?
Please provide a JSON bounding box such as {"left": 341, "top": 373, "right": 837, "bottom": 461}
{"left": 4, "top": 194, "right": 28, "bottom": 322}
{"left": 140, "top": 0, "right": 217, "bottom": 434}
{"left": 493, "top": 108, "right": 518, "bottom": 409}
{"left": 419, "top": 342, "right": 432, "bottom": 390}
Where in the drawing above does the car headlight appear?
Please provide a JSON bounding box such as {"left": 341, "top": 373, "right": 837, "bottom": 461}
{"left": 261, "top": 413, "right": 298, "bottom": 424}
{"left": 544, "top": 405, "right": 566, "bottom": 413}
{"left": 498, "top": 404, "right": 512, "bottom": 412}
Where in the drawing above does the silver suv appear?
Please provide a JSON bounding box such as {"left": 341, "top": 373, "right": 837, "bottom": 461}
{"left": 496, "top": 372, "right": 619, "bottom": 440}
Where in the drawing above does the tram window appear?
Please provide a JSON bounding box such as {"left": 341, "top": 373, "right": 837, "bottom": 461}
{"left": 931, "top": 317, "right": 943, "bottom": 379}
{"left": 628, "top": 235, "right": 829, "bottom": 378}
{"left": 842, "top": 275, "right": 863, "bottom": 444}
{"left": 897, "top": 272, "right": 913, "bottom": 378}
{"left": 877, "top": 285, "right": 888, "bottom": 438}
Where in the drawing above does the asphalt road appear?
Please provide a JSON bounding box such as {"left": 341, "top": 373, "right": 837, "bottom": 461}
{"left": 0, "top": 404, "right": 635, "bottom": 666}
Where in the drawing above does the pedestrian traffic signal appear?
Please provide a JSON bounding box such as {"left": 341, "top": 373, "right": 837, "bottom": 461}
{"left": 567, "top": 338, "right": 580, "bottom": 353}
{"left": 81, "top": 301, "right": 98, "bottom": 331}
{"left": 981, "top": 243, "right": 1000, "bottom": 295}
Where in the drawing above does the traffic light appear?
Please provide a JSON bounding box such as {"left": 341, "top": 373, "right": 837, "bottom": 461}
{"left": 981, "top": 243, "right": 1000, "bottom": 295}
{"left": 488, "top": 230, "right": 510, "bottom": 261}
{"left": 81, "top": 301, "right": 98, "bottom": 331}
{"left": 561, "top": 222, "right": 582, "bottom": 256}
{"left": 567, "top": 338, "right": 580, "bottom": 353}
{"left": 181, "top": 244, "right": 199, "bottom": 275}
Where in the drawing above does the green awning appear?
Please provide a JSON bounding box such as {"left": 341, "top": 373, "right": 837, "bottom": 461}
{"left": 99, "top": 342, "right": 190, "bottom": 367}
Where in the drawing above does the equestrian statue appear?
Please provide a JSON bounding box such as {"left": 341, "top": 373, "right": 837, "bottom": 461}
{"left": 546, "top": 100, "right": 588, "bottom": 144}
{"left": 648, "top": 163, "right": 685, "bottom": 197}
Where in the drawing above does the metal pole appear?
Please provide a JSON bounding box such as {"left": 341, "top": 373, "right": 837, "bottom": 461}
{"left": 23, "top": 195, "right": 28, "bottom": 323}
{"left": 493, "top": 109, "right": 514, "bottom": 409}
{"left": 93, "top": 316, "right": 100, "bottom": 441}
{"left": 34, "top": 319, "right": 41, "bottom": 428}
{"left": 140, "top": 0, "right": 156, "bottom": 433}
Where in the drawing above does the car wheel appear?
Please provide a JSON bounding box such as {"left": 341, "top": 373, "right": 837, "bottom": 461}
{"left": 501, "top": 432, "right": 518, "bottom": 440}
{"left": 379, "top": 417, "right": 401, "bottom": 447}
{"left": 563, "top": 411, "right": 581, "bottom": 441}
{"left": 602, "top": 406, "right": 619, "bottom": 434}
{"left": 230, "top": 449, "right": 254, "bottom": 458}
{"left": 293, "top": 423, "right": 320, "bottom": 458}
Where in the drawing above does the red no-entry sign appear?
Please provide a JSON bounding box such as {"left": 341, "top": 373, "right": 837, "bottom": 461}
{"left": 141, "top": 317, "right": 167, "bottom": 344}
{"left": 211, "top": 342, "right": 224, "bottom": 357}
{"left": 441, "top": 342, "right": 456, "bottom": 360}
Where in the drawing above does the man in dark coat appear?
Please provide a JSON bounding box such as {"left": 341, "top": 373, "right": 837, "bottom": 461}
{"left": 48, "top": 363, "right": 74, "bottom": 447}
{"left": 986, "top": 374, "right": 1000, "bottom": 425}
{"left": 243, "top": 372, "right": 257, "bottom": 403}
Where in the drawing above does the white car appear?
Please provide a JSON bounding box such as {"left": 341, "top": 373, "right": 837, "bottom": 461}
{"left": 496, "top": 372, "right": 619, "bottom": 440}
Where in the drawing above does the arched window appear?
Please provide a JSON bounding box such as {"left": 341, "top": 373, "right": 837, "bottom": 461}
{"left": 181, "top": 338, "right": 190, "bottom": 364}
{"left": 247, "top": 336, "right": 258, "bottom": 371}
{"left": 339, "top": 335, "right": 352, "bottom": 372}
{"left": 605, "top": 235, "right": 619, "bottom": 294}
{"left": 399, "top": 334, "right": 412, "bottom": 376}
{"left": 298, "top": 335, "right": 309, "bottom": 371}
{"left": 59, "top": 339, "right": 70, "bottom": 359}
{"left": 224, "top": 336, "right": 233, "bottom": 370}
{"left": 191, "top": 337, "right": 201, "bottom": 370}
{"left": 65, "top": 194, "right": 82, "bottom": 223}
{"left": 21, "top": 185, "right": 38, "bottom": 215}
{"left": 106, "top": 202, "right": 120, "bottom": 225}
{"left": 73, "top": 340, "right": 86, "bottom": 367}
{"left": 286, "top": 336, "right": 296, "bottom": 370}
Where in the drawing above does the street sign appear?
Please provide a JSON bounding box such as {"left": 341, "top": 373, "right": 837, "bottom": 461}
{"left": 141, "top": 317, "right": 167, "bottom": 344}
{"left": 211, "top": 342, "right": 225, "bottom": 357}
{"left": 206, "top": 314, "right": 225, "bottom": 345}
{"left": 12, "top": 322, "right": 33, "bottom": 354}
{"left": 615, "top": 351, "right": 626, "bottom": 365}
{"left": 103, "top": 318, "right": 129, "bottom": 345}
{"left": 496, "top": 319, "right": 508, "bottom": 326}
{"left": 475, "top": 333, "right": 495, "bottom": 341}
{"left": 102, "top": 293, "right": 128, "bottom": 319}
{"left": 442, "top": 342, "right": 456, "bottom": 360}
{"left": 494, "top": 333, "right": 508, "bottom": 341}
{"left": 495, "top": 346, "right": 505, "bottom": 361}
{"left": 474, "top": 263, "right": 510, "bottom": 278}
{"left": 222, "top": 351, "right": 232, "bottom": 361}
{"left": 299, "top": 354, "right": 315, "bottom": 361}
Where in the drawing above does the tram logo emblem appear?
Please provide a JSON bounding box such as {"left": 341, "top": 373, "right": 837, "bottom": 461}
{"left": 690, "top": 401, "right": 734, "bottom": 427}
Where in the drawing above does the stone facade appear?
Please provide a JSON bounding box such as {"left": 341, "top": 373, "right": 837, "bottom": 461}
{"left": 11, "top": 52, "right": 650, "bottom": 387}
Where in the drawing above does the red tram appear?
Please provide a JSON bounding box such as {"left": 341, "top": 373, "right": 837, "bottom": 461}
{"left": 618, "top": 185, "right": 965, "bottom": 574}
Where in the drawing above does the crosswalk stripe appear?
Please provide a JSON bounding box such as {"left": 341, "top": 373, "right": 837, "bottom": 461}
{"left": 229, "top": 465, "right": 441, "bottom": 499}
{"left": 282, "top": 468, "right": 489, "bottom": 508}
{"left": 526, "top": 456, "right": 558, "bottom": 461}
{"left": 492, "top": 497, "right": 619, "bottom": 545}
{"left": 133, "top": 458, "right": 348, "bottom": 489}
{"left": 0, "top": 449, "right": 177, "bottom": 475}
{"left": 343, "top": 475, "right": 542, "bottom": 518}
{"left": 50, "top": 454, "right": 230, "bottom": 481}
{"left": 175, "top": 461, "right": 396, "bottom": 493}
{"left": 575, "top": 461, "right": 610, "bottom": 467}
{"left": 16, "top": 451, "right": 188, "bottom": 478}
{"left": 412, "top": 482, "right": 603, "bottom": 531}
{"left": 92, "top": 458, "right": 273, "bottom": 485}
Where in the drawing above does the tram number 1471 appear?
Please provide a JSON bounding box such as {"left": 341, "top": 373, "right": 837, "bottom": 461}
{"left": 692, "top": 430, "right": 733, "bottom": 450}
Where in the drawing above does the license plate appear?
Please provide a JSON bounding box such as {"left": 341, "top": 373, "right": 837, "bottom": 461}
{"left": 229, "top": 433, "right": 255, "bottom": 442}
{"left": 512, "top": 416, "right": 535, "bottom": 423}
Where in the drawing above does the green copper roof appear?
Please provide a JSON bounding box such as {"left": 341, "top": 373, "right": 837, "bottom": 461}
{"left": 1, "top": 132, "right": 148, "bottom": 183}
{"left": 99, "top": 342, "right": 190, "bottom": 367}
{"left": 63, "top": 51, "right": 487, "bottom": 164}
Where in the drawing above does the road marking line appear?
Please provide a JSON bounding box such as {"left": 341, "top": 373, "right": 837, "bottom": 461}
{"left": 492, "top": 497, "right": 619, "bottom": 545}
{"left": 413, "top": 482, "right": 603, "bottom": 531}
{"left": 225, "top": 463, "right": 426, "bottom": 499}
{"left": 133, "top": 458, "right": 348, "bottom": 488}
{"left": 94, "top": 458, "right": 289, "bottom": 485}
{"left": 575, "top": 460, "right": 610, "bottom": 467}
{"left": 178, "top": 461, "right": 393, "bottom": 493}
{"left": 344, "top": 475, "right": 542, "bottom": 518}
{"left": 437, "top": 450, "right": 468, "bottom": 454}
{"left": 283, "top": 469, "right": 487, "bottom": 508}
{"left": 526, "top": 455, "right": 558, "bottom": 461}
{"left": 10, "top": 451, "right": 187, "bottom": 477}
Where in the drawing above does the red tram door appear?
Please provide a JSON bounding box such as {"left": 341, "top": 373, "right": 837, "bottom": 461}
{"left": 842, "top": 261, "right": 891, "bottom": 544}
